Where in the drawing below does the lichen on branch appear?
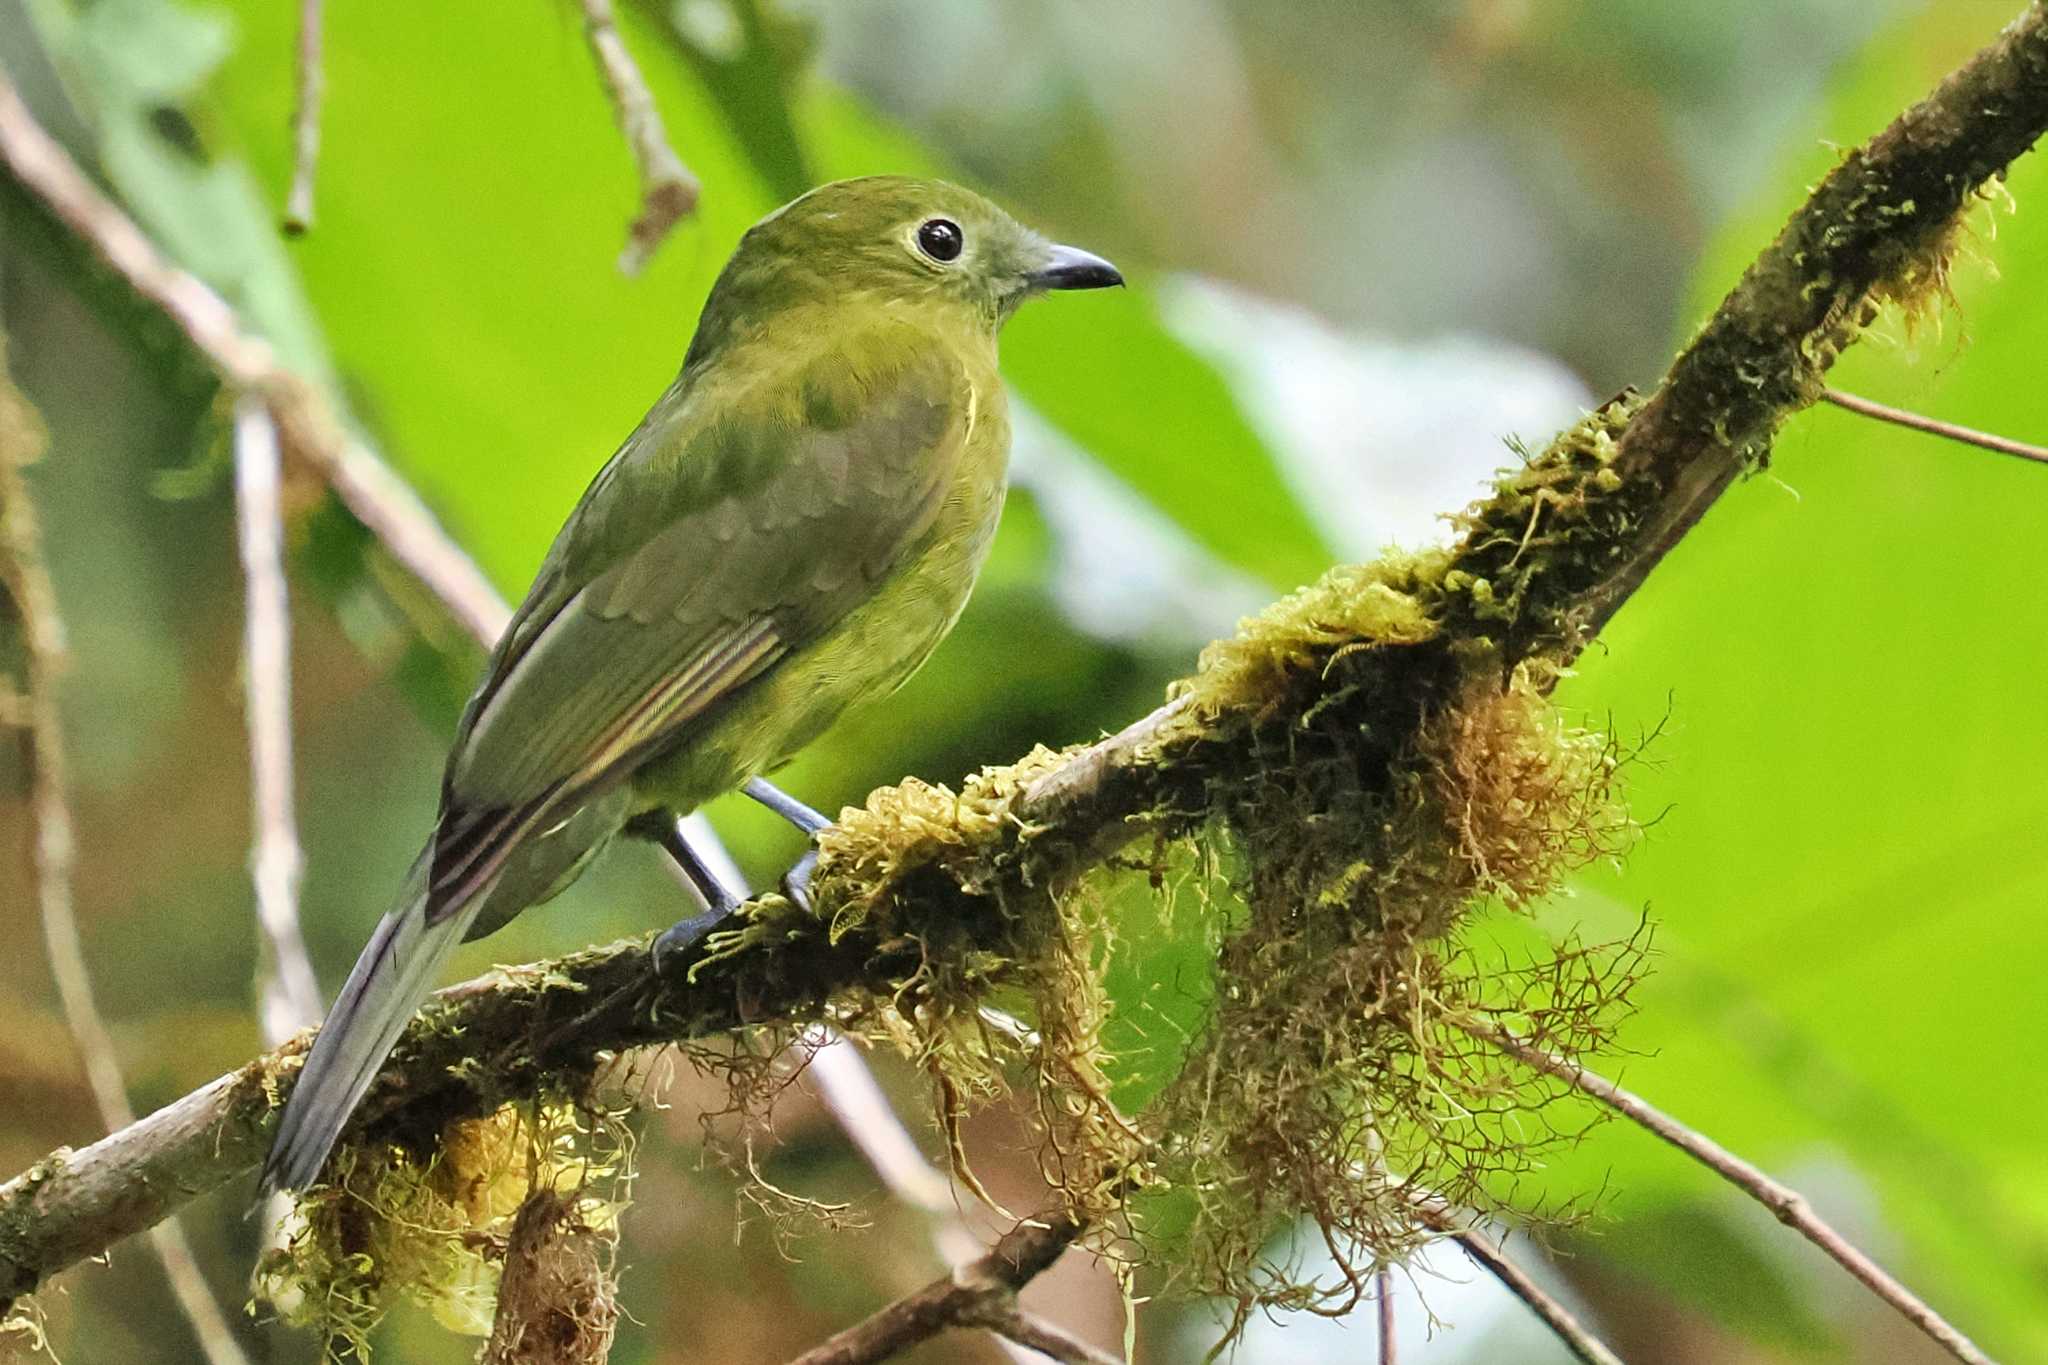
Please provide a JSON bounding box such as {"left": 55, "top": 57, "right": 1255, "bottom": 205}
{"left": 3, "top": 4, "right": 2048, "bottom": 1348}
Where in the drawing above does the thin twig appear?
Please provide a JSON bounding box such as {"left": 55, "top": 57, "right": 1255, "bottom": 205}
{"left": 1376, "top": 1266, "right": 1396, "bottom": 1364}
{"left": 783, "top": 1213, "right": 1088, "bottom": 1365}
{"left": 0, "top": 347, "right": 252, "bottom": 1365}
{"left": 281, "top": 0, "right": 325, "bottom": 233}
{"left": 1466, "top": 1022, "right": 1993, "bottom": 1365}
{"left": 1820, "top": 387, "right": 2048, "bottom": 467}
{"left": 233, "top": 397, "right": 321, "bottom": 1044}
{"left": 578, "top": 0, "right": 699, "bottom": 274}
{"left": 1410, "top": 1194, "right": 1622, "bottom": 1365}
{"left": 964, "top": 1304, "right": 1123, "bottom": 1365}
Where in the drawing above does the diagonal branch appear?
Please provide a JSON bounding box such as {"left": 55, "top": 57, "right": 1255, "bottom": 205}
{"left": 1821, "top": 387, "right": 2048, "bottom": 467}
{"left": 1410, "top": 1193, "right": 1622, "bottom": 1365}
{"left": 1464, "top": 1021, "right": 1992, "bottom": 1365}
{"left": 3, "top": 1, "right": 2047, "bottom": 1325}
{"left": 782, "top": 1212, "right": 1095, "bottom": 1365}
{"left": 963, "top": 1306, "right": 1123, "bottom": 1365}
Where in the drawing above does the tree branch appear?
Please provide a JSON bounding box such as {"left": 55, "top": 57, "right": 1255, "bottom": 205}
{"left": 1465, "top": 1022, "right": 1992, "bottom": 1365}
{"left": 1573, "top": 1, "right": 2048, "bottom": 638}
{"left": 1411, "top": 1193, "right": 1622, "bottom": 1365}
{"left": 3, "top": 2, "right": 2047, "bottom": 1330}
{"left": 781, "top": 1213, "right": 1092, "bottom": 1365}
{"left": 0, "top": 75, "right": 510, "bottom": 647}
{"left": 1376, "top": 1266, "right": 1396, "bottom": 1364}
{"left": 578, "top": 0, "right": 700, "bottom": 274}
{"left": 963, "top": 1306, "right": 1123, "bottom": 1365}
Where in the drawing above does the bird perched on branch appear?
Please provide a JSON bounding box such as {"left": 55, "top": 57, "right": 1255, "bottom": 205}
{"left": 262, "top": 176, "right": 1122, "bottom": 1193}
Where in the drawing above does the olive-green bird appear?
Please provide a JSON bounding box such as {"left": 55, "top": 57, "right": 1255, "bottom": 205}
{"left": 261, "top": 176, "right": 1121, "bottom": 1193}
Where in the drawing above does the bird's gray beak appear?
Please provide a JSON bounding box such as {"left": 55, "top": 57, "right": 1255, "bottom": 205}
{"left": 1029, "top": 242, "right": 1124, "bottom": 291}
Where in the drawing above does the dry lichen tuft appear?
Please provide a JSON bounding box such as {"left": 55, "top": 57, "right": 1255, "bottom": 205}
{"left": 479, "top": 1187, "right": 620, "bottom": 1365}
{"left": 811, "top": 748, "right": 1145, "bottom": 1219}
{"left": 812, "top": 743, "right": 1072, "bottom": 941}
{"left": 255, "top": 1098, "right": 630, "bottom": 1357}
{"left": 1178, "top": 551, "right": 1446, "bottom": 727}
{"left": 1144, "top": 644, "right": 1639, "bottom": 1326}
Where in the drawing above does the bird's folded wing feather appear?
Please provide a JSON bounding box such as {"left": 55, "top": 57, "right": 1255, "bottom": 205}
{"left": 422, "top": 335, "right": 971, "bottom": 916}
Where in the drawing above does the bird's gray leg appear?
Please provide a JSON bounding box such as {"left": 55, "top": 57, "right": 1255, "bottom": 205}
{"left": 743, "top": 777, "right": 829, "bottom": 912}
{"left": 626, "top": 811, "right": 747, "bottom": 973}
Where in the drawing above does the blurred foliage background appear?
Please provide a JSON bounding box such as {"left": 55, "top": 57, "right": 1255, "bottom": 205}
{"left": 2, "top": 0, "right": 2045, "bottom": 1360}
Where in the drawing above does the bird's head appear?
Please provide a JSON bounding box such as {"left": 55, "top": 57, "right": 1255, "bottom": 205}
{"left": 688, "top": 177, "right": 1121, "bottom": 364}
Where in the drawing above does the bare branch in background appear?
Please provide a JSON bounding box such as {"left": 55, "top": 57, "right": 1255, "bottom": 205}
{"left": 0, "top": 75, "right": 509, "bottom": 647}
{"left": 281, "top": 0, "right": 325, "bottom": 233}
{"left": 782, "top": 1213, "right": 1101, "bottom": 1365}
{"left": 962, "top": 1305, "right": 1123, "bottom": 1365}
{"left": 1465, "top": 1021, "right": 1993, "bottom": 1365}
{"left": 1410, "top": 1194, "right": 1622, "bottom": 1365}
{"left": 1376, "top": 1267, "right": 1396, "bottom": 1364}
{"left": 1821, "top": 386, "right": 2048, "bottom": 467}
{"left": 0, "top": 346, "right": 251, "bottom": 1365}
{"left": 578, "top": 0, "right": 700, "bottom": 274}
{"left": 233, "top": 397, "right": 322, "bottom": 1044}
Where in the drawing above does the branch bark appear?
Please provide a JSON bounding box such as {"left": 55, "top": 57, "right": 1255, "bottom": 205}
{"left": 782, "top": 1213, "right": 1091, "bottom": 1365}
{"left": 2, "top": 0, "right": 2046, "bottom": 1328}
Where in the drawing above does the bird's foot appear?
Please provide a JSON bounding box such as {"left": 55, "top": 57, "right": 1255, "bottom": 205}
{"left": 653, "top": 895, "right": 742, "bottom": 977}
{"left": 780, "top": 847, "right": 820, "bottom": 914}
{"left": 743, "top": 777, "right": 831, "bottom": 834}
{"left": 744, "top": 778, "right": 831, "bottom": 914}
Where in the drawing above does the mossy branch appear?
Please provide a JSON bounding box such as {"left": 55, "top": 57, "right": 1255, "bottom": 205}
{"left": 4, "top": 0, "right": 2048, "bottom": 1325}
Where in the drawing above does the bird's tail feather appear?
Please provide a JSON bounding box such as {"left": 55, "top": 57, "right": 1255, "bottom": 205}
{"left": 260, "top": 851, "right": 482, "bottom": 1194}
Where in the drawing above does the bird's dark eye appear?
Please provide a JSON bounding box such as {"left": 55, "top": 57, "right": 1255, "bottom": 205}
{"left": 915, "top": 218, "right": 964, "bottom": 262}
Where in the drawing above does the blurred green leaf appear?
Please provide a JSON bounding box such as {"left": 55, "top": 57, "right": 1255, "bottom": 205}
{"left": 1512, "top": 2, "right": 2048, "bottom": 1355}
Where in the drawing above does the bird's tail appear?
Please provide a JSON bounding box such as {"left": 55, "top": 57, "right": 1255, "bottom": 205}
{"left": 260, "top": 849, "right": 481, "bottom": 1194}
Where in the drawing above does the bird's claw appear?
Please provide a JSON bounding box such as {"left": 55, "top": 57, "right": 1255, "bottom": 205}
{"left": 652, "top": 902, "right": 739, "bottom": 977}
{"left": 781, "top": 848, "right": 820, "bottom": 914}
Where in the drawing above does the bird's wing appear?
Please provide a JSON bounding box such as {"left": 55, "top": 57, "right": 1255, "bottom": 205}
{"left": 422, "top": 335, "right": 973, "bottom": 917}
